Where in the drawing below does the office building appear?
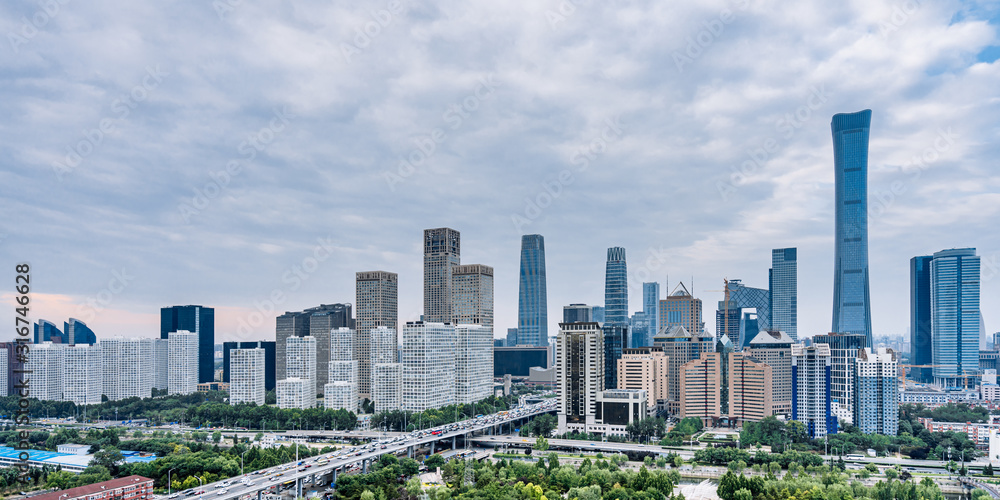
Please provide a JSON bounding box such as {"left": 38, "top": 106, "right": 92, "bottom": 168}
{"left": 424, "top": 228, "right": 461, "bottom": 323}
{"left": 285, "top": 336, "right": 317, "bottom": 408}
{"left": 505, "top": 328, "right": 518, "bottom": 346}
{"left": 63, "top": 319, "right": 97, "bottom": 345}
{"left": 33, "top": 320, "right": 63, "bottom": 344}
{"left": 653, "top": 325, "right": 715, "bottom": 415}
{"left": 716, "top": 299, "right": 742, "bottom": 347}
{"left": 370, "top": 326, "right": 396, "bottom": 364}
{"left": 721, "top": 280, "right": 770, "bottom": 348}
{"left": 745, "top": 330, "right": 794, "bottom": 416}
{"left": 62, "top": 344, "right": 101, "bottom": 405}
{"left": 629, "top": 312, "right": 649, "bottom": 349}
{"left": 168, "top": 331, "right": 199, "bottom": 395}
{"left": 660, "top": 282, "right": 704, "bottom": 335}
{"left": 831, "top": 110, "right": 874, "bottom": 348}
{"left": 310, "top": 306, "right": 355, "bottom": 390}
{"left": 493, "top": 346, "right": 549, "bottom": 377}
{"left": 275, "top": 309, "right": 311, "bottom": 380}
{"left": 594, "top": 389, "right": 649, "bottom": 437}
{"left": 329, "top": 327, "right": 358, "bottom": 378}
{"left": 222, "top": 341, "right": 276, "bottom": 390}
{"left": 592, "top": 306, "right": 605, "bottom": 324}
{"left": 150, "top": 339, "right": 168, "bottom": 391}
{"left": 100, "top": 337, "right": 153, "bottom": 401}
{"left": 229, "top": 348, "right": 265, "bottom": 406}
{"left": 556, "top": 322, "right": 605, "bottom": 435}
{"left": 563, "top": 304, "right": 592, "bottom": 324}
{"left": 854, "top": 347, "right": 898, "bottom": 436}
{"left": 643, "top": 282, "right": 661, "bottom": 348}
{"left": 401, "top": 322, "right": 456, "bottom": 411}
{"left": 356, "top": 271, "right": 398, "bottom": 399}
{"left": 452, "top": 264, "right": 494, "bottom": 331}
{"left": 517, "top": 234, "right": 548, "bottom": 346}
{"left": 770, "top": 248, "right": 798, "bottom": 341}
{"left": 276, "top": 304, "right": 353, "bottom": 384}
{"left": 678, "top": 352, "right": 722, "bottom": 426}
{"left": 617, "top": 347, "right": 668, "bottom": 412}
{"left": 160, "top": 305, "right": 214, "bottom": 383}
{"left": 910, "top": 255, "right": 934, "bottom": 381}
{"left": 276, "top": 378, "right": 310, "bottom": 409}
{"left": 373, "top": 362, "right": 402, "bottom": 413}
{"left": 728, "top": 351, "right": 773, "bottom": 425}
{"left": 455, "top": 324, "right": 492, "bottom": 404}
{"left": 603, "top": 323, "right": 628, "bottom": 390}
{"left": 25, "top": 342, "right": 64, "bottom": 401}
{"left": 791, "top": 343, "right": 836, "bottom": 439}
{"left": 930, "top": 248, "right": 981, "bottom": 388}
{"left": 812, "top": 332, "right": 865, "bottom": 422}
{"left": 604, "top": 247, "right": 629, "bottom": 325}
{"left": 324, "top": 381, "right": 358, "bottom": 411}
{"left": 718, "top": 334, "right": 735, "bottom": 415}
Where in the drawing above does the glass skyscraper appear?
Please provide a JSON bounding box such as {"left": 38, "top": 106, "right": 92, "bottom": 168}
{"left": 643, "top": 282, "right": 660, "bottom": 344}
{"left": 909, "top": 255, "right": 933, "bottom": 378}
{"left": 517, "top": 234, "right": 548, "bottom": 346}
{"left": 604, "top": 247, "right": 628, "bottom": 325}
{"left": 33, "top": 320, "right": 63, "bottom": 344}
{"left": 770, "top": 248, "right": 798, "bottom": 341}
{"left": 161, "top": 305, "right": 215, "bottom": 383}
{"left": 831, "top": 109, "right": 873, "bottom": 348}
{"left": 64, "top": 318, "right": 97, "bottom": 345}
{"left": 929, "top": 248, "right": 980, "bottom": 388}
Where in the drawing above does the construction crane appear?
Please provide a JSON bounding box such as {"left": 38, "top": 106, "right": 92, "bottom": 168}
{"left": 898, "top": 364, "right": 948, "bottom": 385}
{"left": 704, "top": 278, "right": 732, "bottom": 341}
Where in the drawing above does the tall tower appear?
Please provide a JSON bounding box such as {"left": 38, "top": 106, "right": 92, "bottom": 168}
{"left": 452, "top": 264, "right": 494, "bottom": 330}
{"left": 910, "top": 256, "right": 934, "bottom": 378}
{"left": 930, "top": 248, "right": 981, "bottom": 388}
{"left": 356, "top": 271, "right": 398, "bottom": 400}
{"left": 555, "top": 322, "right": 605, "bottom": 435}
{"left": 517, "top": 235, "right": 548, "bottom": 346}
{"left": 770, "top": 248, "right": 798, "bottom": 341}
{"left": 167, "top": 330, "right": 199, "bottom": 395}
{"left": 642, "top": 282, "right": 661, "bottom": 345}
{"left": 160, "top": 305, "right": 215, "bottom": 383}
{"left": 831, "top": 109, "right": 873, "bottom": 348}
{"left": 604, "top": 247, "right": 629, "bottom": 326}
{"left": 424, "top": 228, "right": 461, "bottom": 323}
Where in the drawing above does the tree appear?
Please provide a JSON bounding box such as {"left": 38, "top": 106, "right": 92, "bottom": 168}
{"left": 425, "top": 454, "right": 445, "bottom": 469}
{"left": 534, "top": 436, "right": 549, "bottom": 451}
{"left": 93, "top": 447, "right": 124, "bottom": 475}
{"left": 673, "top": 456, "right": 684, "bottom": 468}
{"left": 984, "top": 463, "right": 994, "bottom": 476}
{"left": 212, "top": 430, "right": 222, "bottom": 443}
{"left": 734, "top": 489, "right": 753, "bottom": 500}
{"left": 885, "top": 468, "right": 898, "bottom": 480}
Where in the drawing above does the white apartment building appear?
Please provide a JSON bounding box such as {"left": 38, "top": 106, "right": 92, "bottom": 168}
{"left": 284, "top": 336, "right": 317, "bottom": 408}
{"left": 373, "top": 362, "right": 402, "bottom": 413}
{"left": 791, "top": 343, "right": 835, "bottom": 439}
{"left": 168, "top": 331, "right": 199, "bottom": 395}
{"left": 229, "top": 348, "right": 265, "bottom": 406}
{"left": 401, "top": 322, "right": 456, "bottom": 411}
{"left": 152, "top": 338, "right": 169, "bottom": 391}
{"left": 62, "top": 344, "right": 101, "bottom": 405}
{"left": 277, "top": 378, "right": 310, "bottom": 409}
{"left": 455, "top": 324, "right": 492, "bottom": 404}
{"left": 556, "top": 322, "right": 605, "bottom": 435}
{"left": 0, "top": 349, "right": 6, "bottom": 397}
{"left": 100, "top": 337, "right": 154, "bottom": 401}
{"left": 324, "top": 381, "right": 358, "bottom": 411}
{"left": 370, "top": 326, "right": 397, "bottom": 364}
{"left": 25, "top": 342, "right": 64, "bottom": 401}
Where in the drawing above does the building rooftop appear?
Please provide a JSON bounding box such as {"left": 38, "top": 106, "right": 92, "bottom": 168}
{"left": 748, "top": 330, "right": 794, "bottom": 345}
{"left": 29, "top": 476, "right": 152, "bottom": 500}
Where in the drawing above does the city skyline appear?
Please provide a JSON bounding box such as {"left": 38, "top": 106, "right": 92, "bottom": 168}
{"left": 3, "top": 2, "right": 1000, "bottom": 344}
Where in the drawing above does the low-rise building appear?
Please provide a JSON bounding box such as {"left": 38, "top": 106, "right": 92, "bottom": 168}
{"left": 918, "top": 418, "right": 996, "bottom": 449}
{"left": 29, "top": 476, "right": 153, "bottom": 500}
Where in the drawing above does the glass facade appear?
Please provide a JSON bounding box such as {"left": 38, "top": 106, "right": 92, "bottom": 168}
{"left": 602, "top": 323, "right": 628, "bottom": 390}
{"left": 424, "top": 228, "right": 461, "bottom": 323}
{"left": 223, "top": 340, "right": 277, "bottom": 390}
{"left": 770, "top": 248, "right": 798, "bottom": 341}
{"left": 563, "top": 304, "right": 592, "bottom": 323}
{"left": 629, "top": 312, "right": 648, "bottom": 348}
{"left": 33, "top": 320, "right": 63, "bottom": 344}
{"left": 643, "top": 282, "right": 660, "bottom": 343}
{"left": 910, "top": 256, "right": 934, "bottom": 372}
{"left": 64, "top": 318, "right": 97, "bottom": 345}
{"left": 930, "top": 248, "right": 980, "bottom": 387}
{"left": 831, "top": 109, "right": 873, "bottom": 348}
{"left": 517, "top": 234, "right": 548, "bottom": 346}
{"left": 604, "top": 247, "right": 628, "bottom": 326}
{"left": 591, "top": 306, "right": 605, "bottom": 324}
{"left": 721, "top": 280, "right": 769, "bottom": 348}
{"left": 160, "top": 305, "right": 215, "bottom": 383}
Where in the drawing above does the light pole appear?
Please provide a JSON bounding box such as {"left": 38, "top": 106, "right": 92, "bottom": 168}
{"left": 196, "top": 476, "right": 204, "bottom": 500}
{"left": 241, "top": 449, "right": 249, "bottom": 476}
{"left": 167, "top": 468, "right": 178, "bottom": 495}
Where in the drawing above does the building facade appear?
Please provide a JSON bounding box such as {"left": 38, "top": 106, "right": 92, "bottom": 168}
{"left": 452, "top": 264, "right": 494, "bottom": 331}
{"left": 517, "top": 234, "right": 548, "bottom": 346}
{"left": 373, "top": 363, "right": 402, "bottom": 413}
{"left": 222, "top": 341, "right": 276, "bottom": 390}
{"left": 678, "top": 352, "right": 722, "bottom": 425}
{"left": 728, "top": 352, "right": 773, "bottom": 425}
{"left": 285, "top": 336, "right": 317, "bottom": 408}
{"left": 168, "top": 330, "right": 199, "bottom": 395}
{"left": 29, "top": 476, "right": 153, "bottom": 500}
{"left": 356, "top": 271, "right": 398, "bottom": 400}
{"left": 643, "top": 282, "right": 661, "bottom": 347}
{"left": 603, "top": 324, "right": 628, "bottom": 390}
{"left": 100, "top": 337, "right": 154, "bottom": 401}
{"left": 62, "top": 344, "right": 101, "bottom": 405}
{"left": 604, "top": 247, "right": 629, "bottom": 326}
{"left": 33, "top": 319, "right": 63, "bottom": 344}
{"left": 660, "top": 283, "right": 704, "bottom": 335}
{"left": 745, "top": 330, "right": 794, "bottom": 416}
{"left": 930, "top": 248, "right": 981, "bottom": 388}
{"left": 455, "top": 324, "right": 492, "bottom": 404}
{"left": 556, "top": 322, "right": 605, "bottom": 435}
{"left": 229, "top": 348, "right": 266, "bottom": 406}
{"left": 791, "top": 343, "right": 836, "bottom": 439}
{"left": 770, "top": 248, "right": 798, "bottom": 341}
{"left": 276, "top": 304, "right": 353, "bottom": 386}
{"left": 160, "top": 305, "right": 215, "bottom": 383}
{"left": 63, "top": 318, "right": 97, "bottom": 345}
{"left": 653, "top": 325, "right": 715, "bottom": 415}
{"left": 854, "top": 347, "right": 899, "bottom": 436}
{"left": 276, "top": 378, "right": 310, "bottom": 409}
{"left": 424, "top": 228, "right": 461, "bottom": 323}
{"left": 401, "top": 322, "right": 456, "bottom": 411}
{"left": 563, "top": 304, "right": 592, "bottom": 324}
{"left": 617, "top": 346, "right": 668, "bottom": 412}
{"left": 25, "top": 342, "right": 64, "bottom": 401}
{"left": 812, "top": 333, "right": 865, "bottom": 422}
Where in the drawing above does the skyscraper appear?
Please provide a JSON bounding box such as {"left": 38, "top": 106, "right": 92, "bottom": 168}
{"left": 556, "top": 322, "right": 605, "bottom": 435}
{"left": 791, "top": 343, "right": 836, "bottom": 439}
{"left": 401, "top": 322, "right": 456, "bottom": 411}
{"left": 455, "top": 324, "right": 492, "bottom": 404}
{"left": 356, "top": 271, "right": 398, "bottom": 400}
{"left": 62, "top": 346, "right": 101, "bottom": 405}
{"left": 603, "top": 324, "right": 628, "bottom": 390}
{"left": 285, "top": 336, "right": 317, "bottom": 408}
{"left": 424, "top": 228, "right": 461, "bottom": 323}
{"left": 831, "top": 109, "right": 874, "bottom": 348}
{"left": 643, "top": 282, "right": 661, "bottom": 344}
{"left": 517, "top": 234, "right": 548, "bottom": 346}
{"left": 910, "top": 255, "right": 934, "bottom": 380}
{"left": 930, "top": 248, "right": 981, "bottom": 388}
{"left": 660, "top": 283, "right": 704, "bottom": 335}
{"left": 167, "top": 331, "right": 199, "bottom": 395}
{"left": 100, "top": 337, "right": 153, "bottom": 401}
{"left": 563, "top": 304, "right": 592, "bottom": 324}
{"left": 275, "top": 303, "right": 352, "bottom": 382}
{"left": 653, "top": 325, "right": 715, "bottom": 415}
{"left": 310, "top": 305, "right": 355, "bottom": 390}
{"left": 746, "top": 330, "right": 794, "bottom": 416}
{"left": 721, "top": 279, "right": 770, "bottom": 348}
{"left": 371, "top": 326, "right": 401, "bottom": 413}
{"left": 729, "top": 351, "right": 773, "bottom": 425}
{"left": 452, "top": 264, "right": 494, "bottom": 330}
{"left": 617, "top": 347, "right": 669, "bottom": 412}
{"left": 25, "top": 343, "right": 63, "bottom": 401}
{"left": 678, "top": 352, "right": 722, "bottom": 425}
{"left": 854, "top": 347, "right": 898, "bottom": 436}
{"left": 604, "top": 247, "right": 628, "bottom": 326}
{"left": 151, "top": 339, "right": 169, "bottom": 391}
{"left": 33, "top": 320, "right": 63, "bottom": 344}
{"left": 770, "top": 248, "right": 798, "bottom": 341}
{"left": 160, "top": 305, "right": 215, "bottom": 383}
{"left": 812, "top": 332, "right": 865, "bottom": 423}
{"left": 63, "top": 318, "right": 97, "bottom": 345}
{"left": 222, "top": 341, "right": 276, "bottom": 390}
{"left": 629, "top": 312, "right": 648, "bottom": 349}
{"left": 229, "top": 348, "right": 266, "bottom": 406}
{"left": 591, "top": 306, "right": 605, "bottom": 324}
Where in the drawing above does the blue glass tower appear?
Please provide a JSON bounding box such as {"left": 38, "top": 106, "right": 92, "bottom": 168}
{"left": 161, "top": 305, "right": 216, "bottom": 383}
{"left": 643, "top": 282, "right": 660, "bottom": 345}
{"left": 910, "top": 255, "right": 933, "bottom": 378}
{"left": 604, "top": 247, "right": 628, "bottom": 325}
{"left": 33, "top": 320, "right": 63, "bottom": 344}
{"left": 769, "top": 248, "right": 798, "bottom": 341}
{"left": 603, "top": 323, "right": 627, "bottom": 390}
{"left": 930, "top": 248, "right": 980, "bottom": 388}
{"left": 64, "top": 318, "right": 97, "bottom": 345}
{"left": 831, "top": 109, "right": 873, "bottom": 348}
{"left": 591, "top": 306, "right": 605, "bottom": 324}
{"left": 517, "top": 235, "right": 548, "bottom": 346}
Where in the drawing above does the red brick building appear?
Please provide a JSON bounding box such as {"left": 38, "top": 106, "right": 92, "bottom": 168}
{"left": 31, "top": 476, "right": 153, "bottom": 500}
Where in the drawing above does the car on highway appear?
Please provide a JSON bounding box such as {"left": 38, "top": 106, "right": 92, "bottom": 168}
{"left": 168, "top": 495, "right": 179, "bottom": 499}
{"left": 217, "top": 490, "right": 228, "bottom": 496}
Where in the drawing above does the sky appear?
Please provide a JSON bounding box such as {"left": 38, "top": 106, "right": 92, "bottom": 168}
{"left": 1, "top": 0, "right": 999, "bottom": 345}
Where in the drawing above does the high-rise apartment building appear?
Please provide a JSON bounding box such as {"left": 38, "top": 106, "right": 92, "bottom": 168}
{"left": 222, "top": 341, "right": 276, "bottom": 390}
{"left": 275, "top": 304, "right": 353, "bottom": 384}
{"left": 285, "top": 336, "right": 317, "bottom": 408}
{"left": 401, "top": 322, "right": 456, "bottom": 411}
{"left": 678, "top": 352, "right": 722, "bottom": 426}
{"left": 617, "top": 347, "right": 668, "bottom": 412}
{"left": 452, "top": 264, "right": 494, "bottom": 330}
{"left": 325, "top": 382, "right": 358, "bottom": 411}
{"left": 424, "top": 228, "right": 461, "bottom": 323}
{"left": 517, "top": 234, "right": 548, "bottom": 346}
{"left": 660, "top": 283, "right": 704, "bottom": 335}
{"left": 0, "top": 349, "right": 6, "bottom": 397}
{"left": 63, "top": 319, "right": 97, "bottom": 345}
{"left": 33, "top": 320, "right": 63, "bottom": 344}
{"left": 929, "top": 249, "right": 981, "bottom": 388}
{"left": 563, "top": 304, "right": 592, "bottom": 324}
{"left": 168, "top": 331, "right": 199, "bottom": 395}
{"left": 151, "top": 339, "right": 169, "bottom": 391}
{"left": 455, "top": 324, "right": 492, "bottom": 404}
{"left": 276, "top": 378, "right": 310, "bottom": 409}
{"left": 229, "top": 348, "right": 265, "bottom": 406}
{"left": 643, "top": 282, "right": 661, "bottom": 346}
{"left": 26, "top": 342, "right": 64, "bottom": 401}
{"left": 62, "top": 344, "right": 101, "bottom": 405}
{"left": 729, "top": 351, "right": 773, "bottom": 424}
{"left": 854, "top": 347, "right": 898, "bottom": 435}
{"left": 328, "top": 327, "right": 358, "bottom": 409}
{"left": 275, "top": 310, "right": 311, "bottom": 380}
{"left": 160, "top": 305, "right": 215, "bottom": 383}
{"left": 556, "top": 322, "right": 605, "bottom": 435}
{"left": 812, "top": 333, "right": 865, "bottom": 423}
{"left": 831, "top": 110, "right": 874, "bottom": 348}
{"left": 653, "top": 325, "right": 715, "bottom": 415}
{"left": 603, "top": 324, "right": 628, "bottom": 390}
{"left": 370, "top": 326, "right": 401, "bottom": 413}
{"left": 770, "top": 248, "right": 798, "bottom": 341}
{"left": 100, "top": 337, "right": 153, "bottom": 401}
{"left": 745, "top": 330, "right": 794, "bottom": 416}
{"left": 604, "top": 247, "right": 629, "bottom": 326}
{"left": 356, "top": 271, "right": 397, "bottom": 399}
{"left": 791, "top": 343, "right": 836, "bottom": 439}
{"left": 311, "top": 307, "right": 355, "bottom": 390}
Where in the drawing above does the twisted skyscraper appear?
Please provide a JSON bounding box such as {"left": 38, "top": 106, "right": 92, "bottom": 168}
{"left": 831, "top": 110, "right": 873, "bottom": 348}
{"left": 517, "top": 234, "right": 548, "bottom": 346}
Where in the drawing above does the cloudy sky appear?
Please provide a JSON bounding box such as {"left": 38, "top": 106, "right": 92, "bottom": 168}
{"left": 1, "top": 0, "right": 998, "bottom": 345}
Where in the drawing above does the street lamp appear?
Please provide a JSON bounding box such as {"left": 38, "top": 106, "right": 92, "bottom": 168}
{"left": 167, "top": 468, "right": 178, "bottom": 495}
{"left": 241, "top": 449, "right": 249, "bottom": 476}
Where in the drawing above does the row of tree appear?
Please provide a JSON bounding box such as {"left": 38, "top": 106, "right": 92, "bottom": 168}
{"left": 370, "top": 396, "right": 514, "bottom": 432}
